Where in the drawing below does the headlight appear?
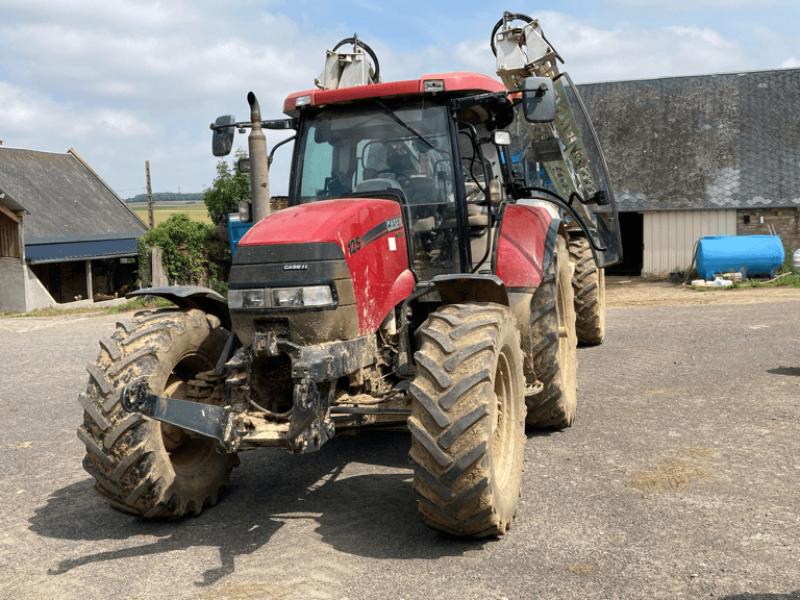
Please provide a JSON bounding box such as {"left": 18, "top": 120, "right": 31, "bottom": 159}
{"left": 229, "top": 286, "right": 334, "bottom": 309}
{"left": 228, "top": 289, "right": 266, "bottom": 308}
{"left": 272, "top": 285, "right": 333, "bottom": 307}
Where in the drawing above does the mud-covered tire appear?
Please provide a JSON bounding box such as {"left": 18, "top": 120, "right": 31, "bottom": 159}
{"left": 77, "top": 308, "right": 239, "bottom": 518}
{"left": 524, "top": 236, "right": 578, "bottom": 429}
{"left": 409, "top": 303, "right": 526, "bottom": 537}
{"left": 569, "top": 236, "right": 605, "bottom": 345}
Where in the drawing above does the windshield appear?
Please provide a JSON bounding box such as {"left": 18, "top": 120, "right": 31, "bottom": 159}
{"left": 509, "top": 73, "right": 622, "bottom": 268}
{"left": 294, "top": 102, "right": 455, "bottom": 204}
{"left": 294, "top": 101, "right": 463, "bottom": 279}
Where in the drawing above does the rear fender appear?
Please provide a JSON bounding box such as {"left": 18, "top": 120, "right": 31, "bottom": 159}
{"left": 126, "top": 286, "right": 231, "bottom": 331}
{"left": 496, "top": 205, "right": 562, "bottom": 289}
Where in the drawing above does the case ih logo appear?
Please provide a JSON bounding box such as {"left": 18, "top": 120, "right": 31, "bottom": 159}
{"left": 283, "top": 264, "right": 308, "bottom": 271}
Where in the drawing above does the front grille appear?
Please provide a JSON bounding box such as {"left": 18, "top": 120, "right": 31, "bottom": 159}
{"left": 255, "top": 318, "right": 290, "bottom": 339}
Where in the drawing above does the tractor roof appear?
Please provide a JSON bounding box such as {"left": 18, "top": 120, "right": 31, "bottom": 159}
{"left": 283, "top": 72, "right": 506, "bottom": 116}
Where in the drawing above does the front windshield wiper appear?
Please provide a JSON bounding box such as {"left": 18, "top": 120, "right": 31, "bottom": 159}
{"left": 372, "top": 100, "right": 436, "bottom": 150}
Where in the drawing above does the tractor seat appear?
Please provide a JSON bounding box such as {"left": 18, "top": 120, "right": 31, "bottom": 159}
{"left": 439, "top": 203, "right": 490, "bottom": 232}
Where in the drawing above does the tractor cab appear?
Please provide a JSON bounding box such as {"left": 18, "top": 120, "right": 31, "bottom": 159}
{"left": 284, "top": 77, "right": 519, "bottom": 280}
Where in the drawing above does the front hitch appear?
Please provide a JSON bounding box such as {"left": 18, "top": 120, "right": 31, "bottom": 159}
{"left": 121, "top": 379, "right": 231, "bottom": 450}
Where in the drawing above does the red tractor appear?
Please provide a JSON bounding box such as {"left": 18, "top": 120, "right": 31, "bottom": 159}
{"left": 78, "top": 14, "right": 621, "bottom": 537}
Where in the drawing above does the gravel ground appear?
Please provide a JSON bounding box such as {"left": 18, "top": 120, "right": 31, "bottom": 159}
{"left": 1, "top": 294, "right": 800, "bottom": 600}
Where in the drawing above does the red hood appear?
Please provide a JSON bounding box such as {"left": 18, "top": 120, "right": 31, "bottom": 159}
{"left": 239, "top": 198, "right": 415, "bottom": 334}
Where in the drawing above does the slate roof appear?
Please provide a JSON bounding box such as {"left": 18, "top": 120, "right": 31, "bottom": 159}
{"left": 578, "top": 68, "right": 800, "bottom": 212}
{"left": 0, "top": 186, "right": 27, "bottom": 214}
{"left": 0, "top": 147, "right": 147, "bottom": 246}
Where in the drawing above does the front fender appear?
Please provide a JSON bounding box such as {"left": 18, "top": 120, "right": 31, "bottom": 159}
{"left": 127, "top": 286, "right": 231, "bottom": 331}
{"left": 431, "top": 274, "right": 509, "bottom": 306}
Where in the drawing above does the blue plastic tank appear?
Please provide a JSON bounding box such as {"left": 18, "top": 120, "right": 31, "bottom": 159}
{"left": 227, "top": 213, "right": 254, "bottom": 258}
{"left": 695, "top": 235, "right": 785, "bottom": 279}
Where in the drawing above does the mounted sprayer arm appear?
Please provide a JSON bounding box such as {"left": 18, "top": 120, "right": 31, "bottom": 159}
{"left": 491, "top": 12, "right": 614, "bottom": 256}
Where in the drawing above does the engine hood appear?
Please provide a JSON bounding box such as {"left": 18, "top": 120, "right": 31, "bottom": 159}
{"left": 237, "top": 198, "right": 414, "bottom": 335}
{"left": 240, "top": 198, "right": 399, "bottom": 251}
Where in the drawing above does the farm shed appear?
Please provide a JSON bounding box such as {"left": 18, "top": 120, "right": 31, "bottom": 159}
{"left": 0, "top": 146, "right": 148, "bottom": 312}
{"left": 578, "top": 67, "right": 800, "bottom": 276}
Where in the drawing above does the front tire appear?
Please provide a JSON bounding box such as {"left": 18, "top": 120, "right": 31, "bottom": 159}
{"left": 409, "top": 303, "right": 526, "bottom": 537}
{"left": 78, "top": 308, "right": 239, "bottom": 518}
{"left": 524, "top": 235, "right": 578, "bottom": 429}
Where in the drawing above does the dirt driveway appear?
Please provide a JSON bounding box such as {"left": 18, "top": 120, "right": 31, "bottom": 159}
{"left": 607, "top": 276, "right": 800, "bottom": 308}
{"left": 1, "top": 284, "right": 800, "bottom": 599}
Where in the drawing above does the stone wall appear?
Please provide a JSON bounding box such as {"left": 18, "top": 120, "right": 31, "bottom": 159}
{"left": 0, "top": 259, "right": 27, "bottom": 312}
{"left": 737, "top": 208, "right": 800, "bottom": 256}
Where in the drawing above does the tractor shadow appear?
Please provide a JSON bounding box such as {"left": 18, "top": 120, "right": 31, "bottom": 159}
{"left": 721, "top": 593, "right": 800, "bottom": 599}
{"left": 30, "top": 430, "right": 484, "bottom": 586}
{"left": 767, "top": 366, "right": 800, "bottom": 377}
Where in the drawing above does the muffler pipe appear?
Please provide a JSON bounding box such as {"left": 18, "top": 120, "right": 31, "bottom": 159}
{"left": 247, "top": 92, "right": 271, "bottom": 223}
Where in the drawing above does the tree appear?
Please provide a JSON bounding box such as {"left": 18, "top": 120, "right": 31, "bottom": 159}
{"left": 203, "top": 149, "right": 251, "bottom": 226}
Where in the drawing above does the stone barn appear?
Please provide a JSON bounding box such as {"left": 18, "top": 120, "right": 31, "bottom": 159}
{"left": 0, "top": 147, "right": 148, "bottom": 312}
{"left": 578, "top": 67, "right": 800, "bottom": 276}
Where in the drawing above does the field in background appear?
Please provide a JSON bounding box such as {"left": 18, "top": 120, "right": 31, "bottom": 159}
{"left": 130, "top": 202, "right": 212, "bottom": 226}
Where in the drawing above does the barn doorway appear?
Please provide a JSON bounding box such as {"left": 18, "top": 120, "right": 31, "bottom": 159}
{"left": 607, "top": 212, "right": 643, "bottom": 276}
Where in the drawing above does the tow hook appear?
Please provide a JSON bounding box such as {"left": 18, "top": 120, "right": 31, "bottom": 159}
{"left": 121, "top": 379, "right": 231, "bottom": 450}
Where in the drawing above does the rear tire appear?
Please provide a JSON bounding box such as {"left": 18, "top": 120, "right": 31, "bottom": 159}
{"left": 569, "top": 236, "right": 605, "bottom": 345}
{"left": 78, "top": 308, "right": 239, "bottom": 518}
{"left": 409, "top": 303, "right": 525, "bottom": 537}
{"left": 524, "top": 236, "right": 578, "bottom": 429}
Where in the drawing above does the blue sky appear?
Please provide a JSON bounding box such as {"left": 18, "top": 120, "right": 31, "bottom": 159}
{"left": 1, "top": 0, "right": 798, "bottom": 198}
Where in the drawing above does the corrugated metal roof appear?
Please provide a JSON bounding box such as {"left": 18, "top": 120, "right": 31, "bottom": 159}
{"left": 0, "top": 147, "right": 147, "bottom": 243}
{"left": 25, "top": 238, "right": 138, "bottom": 264}
{"left": 578, "top": 68, "right": 800, "bottom": 212}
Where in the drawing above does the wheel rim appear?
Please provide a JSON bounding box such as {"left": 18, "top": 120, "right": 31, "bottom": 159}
{"left": 492, "top": 346, "right": 515, "bottom": 487}
{"left": 160, "top": 356, "right": 218, "bottom": 476}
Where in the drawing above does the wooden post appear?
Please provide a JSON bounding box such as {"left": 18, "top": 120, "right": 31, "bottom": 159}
{"left": 146, "top": 160, "right": 154, "bottom": 229}
{"left": 85, "top": 259, "right": 93, "bottom": 301}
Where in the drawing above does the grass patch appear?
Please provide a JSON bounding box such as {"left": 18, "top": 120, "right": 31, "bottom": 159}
{"left": 132, "top": 205, "right": 212, "bottom": 226}
{"left": 0, "top": 297, "right": 174, "bottom": 319}
{"left": 690, "top": 275, "right": 800, "bottom": 291}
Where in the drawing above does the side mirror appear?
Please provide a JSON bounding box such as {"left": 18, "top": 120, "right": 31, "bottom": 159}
{"left": 238, "top": 200, "right": 252, "bottom": 223}
{"left": 521, "top": 77, "right": 556, "bottom": 123}
{"left": 491, "top": 130, "right": 511, "bottom": 146}
{"left": 211, "top": 115, "right": 236, "bottom": 157}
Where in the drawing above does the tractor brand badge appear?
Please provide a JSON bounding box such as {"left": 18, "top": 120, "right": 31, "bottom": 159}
{"left": 283, "top": 264, "right": 308, "bottom": 271}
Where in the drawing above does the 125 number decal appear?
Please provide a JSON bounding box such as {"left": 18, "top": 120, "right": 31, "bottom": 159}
{"left": 347, "top": 236, "right": 361, "bottom": 255}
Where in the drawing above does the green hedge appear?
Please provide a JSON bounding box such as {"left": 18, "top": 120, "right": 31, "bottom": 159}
{"left": 139, "top": 213, "right": 230, "bottom": 296}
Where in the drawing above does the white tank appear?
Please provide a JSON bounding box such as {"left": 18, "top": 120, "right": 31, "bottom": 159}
{"left": 793, "top": 248, "right": 800, "bottom": 270}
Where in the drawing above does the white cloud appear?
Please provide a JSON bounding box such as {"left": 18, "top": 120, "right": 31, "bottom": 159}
{"left": 451, "top": 12, "right": 753, "bottom": 83}
{"left": 780, "top": 57, "right": 800, "bottom": 68}
{"left": 0, "top": 82, "right": 155, "bottom": 139}
{"left": 0, "top": 0, "right": 197, "bottom": 28}
{"left": 608, "top": 0, "right": 783, "bottom": 7}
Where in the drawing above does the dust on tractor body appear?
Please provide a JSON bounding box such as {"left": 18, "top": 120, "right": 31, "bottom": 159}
{"left": 78, "top": 13, "right": 621, "bottom": 537}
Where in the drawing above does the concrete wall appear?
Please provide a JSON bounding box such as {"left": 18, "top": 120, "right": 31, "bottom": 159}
{"left": 737, "top": 207, "right": 800, "bottom": 255}
{"left": 0, "top": 259, "right": 27, "bottom": 313}
{"left": 0, "top": 260, "right": 56, "bottom": 313}
{"left": 24, "top": 266, "right": 55, "bottom": 311}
